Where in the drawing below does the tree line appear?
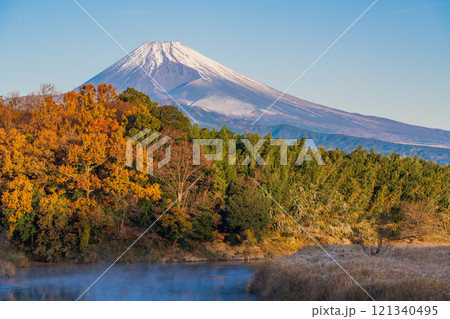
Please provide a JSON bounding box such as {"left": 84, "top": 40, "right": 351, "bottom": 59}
{"left": 0, "top": 84, "right": 448, "bottom": 262}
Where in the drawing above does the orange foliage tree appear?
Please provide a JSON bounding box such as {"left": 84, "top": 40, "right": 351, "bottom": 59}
{"left": 0, "top": 84, "right": 163, "bottom": 259}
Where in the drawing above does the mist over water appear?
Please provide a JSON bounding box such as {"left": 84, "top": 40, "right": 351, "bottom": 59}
{"left": 0, "top": 262, "right": 259, "bottom": 301}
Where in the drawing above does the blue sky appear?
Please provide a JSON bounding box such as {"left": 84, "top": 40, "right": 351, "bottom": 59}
{"left": 1, "top": 0, "right": 449, "bottom": 130}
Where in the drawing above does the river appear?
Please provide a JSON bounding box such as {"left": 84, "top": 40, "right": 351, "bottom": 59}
{"left": 0, "top": 261, "right": 260, "bottom": 301}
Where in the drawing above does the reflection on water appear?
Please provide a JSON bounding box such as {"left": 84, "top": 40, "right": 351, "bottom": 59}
{"left": 0, "top": 262, "right": 260, "bottom": 301}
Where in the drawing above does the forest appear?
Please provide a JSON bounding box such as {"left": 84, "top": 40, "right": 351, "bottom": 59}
{"left": 0, "top": 84, "right": 448, "bottom": 266}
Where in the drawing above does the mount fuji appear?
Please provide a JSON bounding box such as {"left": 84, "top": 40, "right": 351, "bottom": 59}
{"left": 83, "top": 41, "right": 450, "bottom": 164}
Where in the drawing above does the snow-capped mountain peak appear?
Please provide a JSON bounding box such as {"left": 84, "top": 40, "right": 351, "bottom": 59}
{"left": 84, "top": 41, "right": 450, "bottom": 150}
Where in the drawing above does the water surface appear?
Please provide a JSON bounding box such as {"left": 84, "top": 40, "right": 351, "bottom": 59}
{"left": 0, "top": 261, "right": 259, "bottom": 301}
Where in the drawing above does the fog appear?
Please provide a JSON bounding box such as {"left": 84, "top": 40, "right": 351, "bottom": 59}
{"left": 0, "top": 262, "right": 259, "bottom": 301}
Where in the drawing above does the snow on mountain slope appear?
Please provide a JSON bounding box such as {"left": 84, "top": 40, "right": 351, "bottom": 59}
{"left": 84, "top": 41, "right": 450, "bottom": 149}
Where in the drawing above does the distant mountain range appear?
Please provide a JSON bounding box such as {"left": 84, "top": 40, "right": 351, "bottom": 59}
{"left": 83, "top": 41, "right": 450, "bottom": 165}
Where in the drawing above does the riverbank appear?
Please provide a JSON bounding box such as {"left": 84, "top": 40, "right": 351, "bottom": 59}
{"left": 0, "top": 233, "right": 29, "bottom": 278}
{"left": 0, "top": 235, "right": 275, "bottom": 278}
{"left": 1, "top": 228, "right": 310, "bottom": 278}
{"left": 249, "top": 244, "right": 450, "bottom": 301}
{"left": 49, "top": 230, "right": 309, "bottom": 265}
{"left": 0, "top": 251, "right": 28, "bottom": 278}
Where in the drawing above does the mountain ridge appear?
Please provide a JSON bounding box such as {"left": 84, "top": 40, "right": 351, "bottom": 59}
{"left": 83, "top": 41, "right": 450, "bottom": 158}
{"left": 176, "top": 103, "right": 450, "bottom": 165}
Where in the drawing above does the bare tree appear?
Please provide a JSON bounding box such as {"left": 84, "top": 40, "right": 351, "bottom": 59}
{"left": 399, "top": 200, "right": 440, "bottom": 242}
{"left": 154, "top": 128, "right": 212, "bottom": 212}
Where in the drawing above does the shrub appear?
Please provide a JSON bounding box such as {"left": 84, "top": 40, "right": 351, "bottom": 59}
{"left": 399, "top": 201, "right": 443, "bottom": 241}
{"left": 0, "top": 260, "right": 15, "bottom": 278}
{"left": 191, "top": 208, "right": 214, "bottom": 242}
{"left": 224, "top": 180, "right": 271, "bottom": 239}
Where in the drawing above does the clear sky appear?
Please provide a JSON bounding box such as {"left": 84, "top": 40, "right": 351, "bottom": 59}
{"left": 1, "top": 0, "right": 449, "bottom": 130}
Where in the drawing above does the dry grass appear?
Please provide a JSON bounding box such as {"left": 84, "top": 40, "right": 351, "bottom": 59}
{"left": 0, "top": 260, "right": 15, "bottom": 278}
{"left": 249, "top": 244, "right": 450, "bottom": 301}
{"left": 0, "top": 231, "right": 30, "bottom": 278}
{"left": 0, "top": 251, "right": 29, "bottom": 278}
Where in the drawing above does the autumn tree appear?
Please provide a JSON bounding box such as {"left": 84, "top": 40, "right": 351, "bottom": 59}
{"left": 104, "top": 167, "right": 161, "bottom": 234}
